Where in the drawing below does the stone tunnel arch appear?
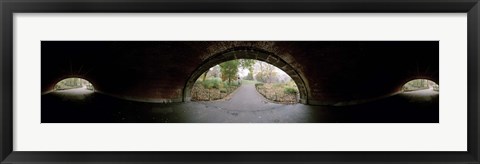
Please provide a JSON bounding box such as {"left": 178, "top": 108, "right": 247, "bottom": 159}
{"left": 183, "top": 47, "right": 309, "bottom": 104}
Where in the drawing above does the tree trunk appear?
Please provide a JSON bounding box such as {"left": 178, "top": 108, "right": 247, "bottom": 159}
{"left": 202, "top": 69, "right": 210, "bottom": 81}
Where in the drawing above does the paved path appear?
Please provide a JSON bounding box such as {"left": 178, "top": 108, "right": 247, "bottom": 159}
{"left": 402, "top": 88, "right": 438, "bottom": 102}
{"left": 201, "top": 83, "right": 282, "bottom": 112}
{"left": 53, "top": 86, "right": 94, "bottom": 101}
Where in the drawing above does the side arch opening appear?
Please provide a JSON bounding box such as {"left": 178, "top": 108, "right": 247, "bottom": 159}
{"left": 399, "top": 78, "right": 439, "bottom": 103}
{"left": 402, "top": 79, "right": 439, "bottom": 92}
{"left": 53, "top": 78, "right": 95, "bottom": 99}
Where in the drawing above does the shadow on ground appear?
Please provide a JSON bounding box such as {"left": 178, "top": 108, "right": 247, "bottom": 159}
{"left": 41, "top": 85, "right": 439, "bottom": 123}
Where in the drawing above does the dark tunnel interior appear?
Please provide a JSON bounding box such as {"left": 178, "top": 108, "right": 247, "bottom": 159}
{"left": 41, "top": 41, "right": 439, "bottom": 123}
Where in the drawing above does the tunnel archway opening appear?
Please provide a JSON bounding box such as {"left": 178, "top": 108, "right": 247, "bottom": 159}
{"left": 183, "top": 47, "right": 308, "bottom": 104}
{"left": 54, "top": 77, "right": 95, "bottom": 96}
{"left": 400, "top": 79, "right": 439, "bottom": 103}
{"left": 402, "top": 79, "right": 439, "bottom": 92}
{"left": 190, "top": 59, "right": 300, "bottom": 104}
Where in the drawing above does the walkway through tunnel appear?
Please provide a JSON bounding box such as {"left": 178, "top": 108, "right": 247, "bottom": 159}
{"left": 190, "top": 59, "right": 300, "bottom": 105}
{"left": 399, "top": 79, "right": 439, "bottom": 103}
{"left": 183, "top": 47, "right": 308, "bottom": 104}
{"left": 52, "top": 78, "right": 95, "bottom": 101}
{"left": 41, "top": 41, "right": 439, "bottom": 123}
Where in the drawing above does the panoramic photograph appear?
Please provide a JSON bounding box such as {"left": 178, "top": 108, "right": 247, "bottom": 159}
{"left": 41, "top": 41, "right": 439, "bottom": 123}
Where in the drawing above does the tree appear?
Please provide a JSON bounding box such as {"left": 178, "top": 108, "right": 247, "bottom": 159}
{"left": 245, "top": 72, "right": 254, "bottom": 80}
{"left": 208, "top": 65, "right": 220, "bottom": 78}
{"left": 240, "top": 59, "right": 255, "bottom": 75}
{"left": 255, "top": 61, "right": 277, "bottom": 83}
{"left": 236, "top": 59, "right": 255, "bottom": 81}
{"left": 219, "top": 60, "right": 240, "bottom": 84}
{"left": 201, "top": 69, "right": 210, "bottom": 81}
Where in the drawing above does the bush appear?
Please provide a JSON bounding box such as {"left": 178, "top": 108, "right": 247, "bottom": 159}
{"left": 222, "top": 81, "right": 239, "bottom": 88}
{"left": 403, "top": 84, "right": 428, "bottom": 92}
{"left": 222, "top": 81, "right": 228, "bottom": 88}
{"left": 213, "top": 81, "right": 220, "bottom": 89}
{"left": 55, "top": 83, "right": 82, "bottom": 90}
{"left": 403, "top": 79, "right": 429, "bottom": 91}
{"left": 202, "top": 78, "right": 222, "bottom": 89}
{"left": 230, "top": 82, "right": 240, "bottom": 87}
{"left": 220, "top": 88, "right": 227, "bottom": 93}
{"left": 284, "top": 86, "right": 298, "bottom": 94}
{"left": 255, "top": 83, "right": 264, "bottom": 88}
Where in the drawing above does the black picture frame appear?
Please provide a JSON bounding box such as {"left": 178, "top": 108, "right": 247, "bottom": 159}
{"left": 1, "top": 0, "right": 479, "bottom": 163}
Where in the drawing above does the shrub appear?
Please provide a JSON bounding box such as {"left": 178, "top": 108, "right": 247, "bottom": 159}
{"left": 202, "top": 78, "right": 222, "bottom": 89}
{"left": 222, "top": 81, "right": 229, "bottom": 88}
{"left": 403, "top": 79, "right": 429, "bottom": 91}
{"left": 202, "top": 81, "right": 213, "bottom": 89}
{"left": 212, "top": 80, "right": 220, "bottom": 89}
{"left": 255, "top": 83, "right": 264, "bottom": 88}
{"left": 230, "top": 82, "right": 239, "bottom": 87}
{"left": 220, "top": 88, "right": 227, "bottom": 93}
{"left": 222, "top": 81, "right": 238, "bottom": 88}
{"left": 284, "top": 86, "right": 298, "bottom": 94}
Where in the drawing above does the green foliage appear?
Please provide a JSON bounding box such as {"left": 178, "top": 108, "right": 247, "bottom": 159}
{"left": 240, "top": 59, "right": 255, "bottom": 69}
{"left": 284, "top": 86, "right": 298, "bottom": 94}
{"left": 203, "top": 81, "right": 214, "bottom": 89}
{"left": 219, "top": 60, "right": 240, "bottom": 84}
{"left": 239, "top": 59, "right": 255, "bottom": 81}
{"left": 220, "top": 88, "right": 227, "bottom": 93}
{"left": 255, "top": 83, "right": 264, "bottom": 88}
{"left": 228, "top": 82, "right": 239, "bottom": 87}
{"left": 202, "top": 78, "right": 222, "bottom": 89}
{"left": 200, "top": 77, "right": 245, "bottom": 90}
{"left": 55, "top": 78, "right": 93, "bottom": 90}
{"left": 403, "top": 79, "right": 429, "bottom": 91}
